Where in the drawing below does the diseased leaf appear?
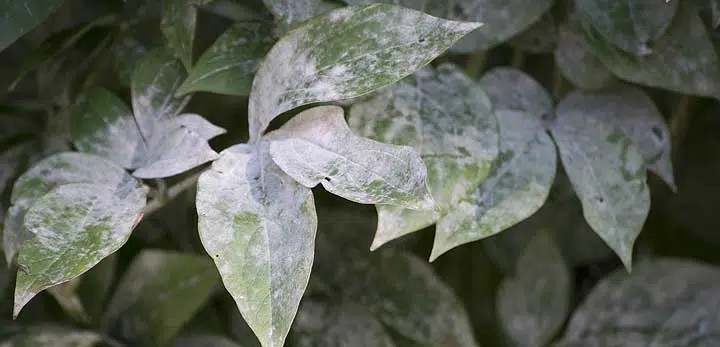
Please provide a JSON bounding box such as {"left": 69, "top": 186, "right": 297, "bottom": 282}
{"left": 262, "top": 0, "right": 341, "bottom": 29}
{"left": 478, "top": 67, "right": 553, "bottom": 120}
{"left": 247, "top": 4, "right": 481, "bottom": 141}
{"left": 0, "top": 326, "right": 104, "bottom": 347}
{"left": 554, "top": 24, "right": 616, "bottom": 90}
{"left": 575, "top": 0, "right": 678, "bottom": 55}
{"left": 293, "top": 301, "right": 396, "bottom": 347}
{"left": 103, "top": 249, "right": 219, "bottom": 346}
{"left": 556, "top": 259, "right": 720, "bottom": 347}
{"left": 550, "top": 91, "right": 650, "bottom": 269}
{"left": 0, "top": 0, "right": 66, "bottom": 52}
{"left": 161, "top": 0, "right": 212, "bottom": 69}
{"left": 173, "top": 335, "right": 244, "bottom": 347}
{"left": 578, "top": 3, "right": 720, "bottom": 99}
{"left": 508, "top": 12, "right": 557, "bottom": 54}
{"left": 3, "top": 152, "right": 140, "bottom": 264}
{"left": 172, "top": 113, "right": 226, "bottom": 140}
{"left": 176, "top": 21, "right": 276, "bottom": 96}
{"left": 497, "top": 229, "right": 570, "bottom": 347}
{"left": 348, "top": 63, "right": 497, "bottom": 248}
{"left": 268, "top": 105, "right": 434, "bottom": 210}
{"left": 431, "top": 110, "right": 556, "bottom": 260}
{"left": 196, "top": 144, "right": 317, "bottom": 347}
{"left": 14, "top": 180, "right": 146, "bottom": 317}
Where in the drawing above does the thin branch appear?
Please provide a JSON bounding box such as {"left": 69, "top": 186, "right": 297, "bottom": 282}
{"left": 143, "top": 171, "right": 204, "bottom": 216}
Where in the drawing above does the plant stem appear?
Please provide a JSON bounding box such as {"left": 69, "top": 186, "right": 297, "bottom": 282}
{"left": 143, "top": 171, "right": 204, "bottom": 216}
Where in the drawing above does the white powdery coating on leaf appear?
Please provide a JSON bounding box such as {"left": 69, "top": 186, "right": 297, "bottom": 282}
{"left": 247, "top": 4, "right": 481, "bottom": 140}
{"left": 554, "top": 24, "right": 615, "bottom": 90}
{"left": 196, "top": 144, "right": 317, "bottom": 347}
{"left": 478, "top": 67, "right": 553, "bottom": 119}
{"left": 172, "top": 113, "right": 227, "bottom": 140}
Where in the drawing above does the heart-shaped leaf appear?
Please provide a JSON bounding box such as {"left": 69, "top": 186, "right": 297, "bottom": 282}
{"left": 247, "top": 4, "right": 481, "bottom": 141}
{"left": 196, "top": 144, "right": 317, "bottom": 347}
{"left": 267, "top": 105, "right": 434, "bottom": 210}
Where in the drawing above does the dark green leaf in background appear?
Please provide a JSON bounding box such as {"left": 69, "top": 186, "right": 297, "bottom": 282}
{"left": 554, "top": 24, "right": 616, "bottom": 90}
{"left": 0, "top": 0, "right": 66, "bottom": 52}
{"left": 161, "top": 0, "right": 213, "bottom": 69}
{"left": 293, "top": 301, "right": 396, "bottom": 347}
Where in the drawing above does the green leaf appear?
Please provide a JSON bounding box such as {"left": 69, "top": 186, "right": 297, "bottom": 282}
{"left": 103, "top": 249, "right": 219, "bottom": 346}
{"left": 497, "top": 229, "right": 570, "bottom": 347}
{"left": 14, "top": 179, "right": 146, "bottom": 317}
{"left": 161, "top": 0, "right": 213, "bottom": 69}
{"left": 176, "top": 21, "right": 276, "bottom": 96}
{"left": 0, "top": 326, "right": 104, "bottom": 346}
{"left": 247, "top": 4, "right": 481, "bottom": 141}
{"left": 555, "top": 259, "right": 720, "bottom": 347}
{"left": 431, "top": 109, "right": 556, "bottom": 260}
{"left": 77, "top": 254, "right": 117, "bottom": 321}
{"left": 267, "top": 105, "right": 434, "bottom": 210}
{"left": 262, "top": 0, "right": 341, "bottom": 29}
{"left": 550, "top": 90, "right": 650, "bottom": 270}
{"left": 0, "top": 0, "right": 66, "bottom": 52}
{"left": 478, "top": 67, "right": 553, "bottom": 119}
{"left": 47, "top": 279, "right": 90, "bottom": 324}
{"left": 173, "top": 335, "right": 244, "bottom": 347}
{"left": 347, "top": 63, "right": 497, "bottom": 248}
{"left": 508, "top": 12, "right": 557, "bottom": 54}
{"left": 3, "top": 152, "right": 142, "bottom": 264}
{"left": 554, "top": 24, "right": 616, "bottom": 90}
{"left": 575, "top": 0, "right": 678, "bottom": 55}
{"left": 578, "top": 3, "right": 720, "bottom": 99}
{"left": 196, "top": 144, "right": 317, "bottom": 347}
{"left": 293, "top": 301, "right": 396, "bottom": 347}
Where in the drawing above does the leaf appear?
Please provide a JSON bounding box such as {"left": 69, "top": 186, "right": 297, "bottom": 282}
{"left": 3, "top": 152, "right": 141, "bottom": 264}
{"left": 0, "top": 0, "right": 66, "bottom": 52}
{"left": 508, "top": 12, "right": 557, "bottom": 54}
{"left": 431, "top": 109, "right": 557, "bottom": 260}
{"left": 578, "top": 3, "right": 720, "bottom": 99}
{"left": 247, "top": 4, "right": 481, "bottom": 141}
{"left": 554, "top": 24, "right": 616, "bottom": 90}
{"left": 196, "top": 144, "right": 317, "bottom": 347}
{"left": 47, "top": 279, "right": 90, "bottom": 324}
{"left": 70, "top": 87, "right": 147, "bottom": 169}
{"left": 347, "top": 63, "right": 497, "bottom": 248}
{"left": 173, "top": 113, "right": 227, "bottom": 140}
{"left": 267, "top": 105, "right": 434, "bottom": 210}
{"left": 550, "top": 91, "right": 650, "bottom": 270}
{"left": 262, "top": 0, "right": 341, "bottom": 29}
{"left": 176, "top": 21, "right": 276, "bottom": 96}
{"left": 0, "top": 326, "right": 104, "bottom": 347}
{"left": 347, "top": 250, "right": 478, "bottom": 347}
{"left": 293, "top": 301, "right": 396, "bottom": 347}
{"left": 173, "top": 335, "right": 244, "bottom": 347}
{"left": 575, "top": 0, "right": 678, "bottom": 55}
{"left": 555, "top": 259, "right": 720, "bottom": 347}
{"left": 161, "top": 0, "right": 212, "bottom": 69}
{"left": 478, "top": 67, "right": 553, "bottom": 120}
{"left": 103, "top": 249, "right": 219, "bottom": 346}
{"left": 497, "top": 229, "right": 570, "bottom": 347}
{"left": 77, "top": 254, "right": 117, "bottom": 321}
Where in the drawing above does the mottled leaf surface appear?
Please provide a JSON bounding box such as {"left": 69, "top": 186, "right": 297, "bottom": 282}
{"left": 104, "top": 250, "right": 219, "bottom": 346}
{"left": 575, "top": 0, "right": 678, "bottom": 55}
{"left": 497, "top": 230, "right": 570, "bottom": 347}
{"left": 348, "top": 63, "right": 497, "bottom": 248}
{"left": 556, "top": 259, "right": 720, "bottom": 347}
{"left": 268, "top": 105, "right": 434, "bottom": 210}
{"left": 293, "top": 301, "right": 396, "bottom": 347}
{"left": 478, "top": 67, "right": 553, "bottom": 120}
{"left": 176, "top": 21, "right": 276, "bottom": 96}
{"left": 0, "top": 0, "right": 65, "bottom": 52}
{"left": 247, "top": 4, "right": 481, "bottom": 141}
{"left": 262, "top": 0, "right": 340, "bottom": 29}
{"left": 554, "top": 24, "right": 616, "bottom": 90}
{"left": 196, "top": 144, "right": 317, "bottom": 347}
{"left": 579, "top": 3, "right": 720, "bottom": 99}
{"left": 550, "top": 91, "right": 650, "bottom": 269}
{"left": 0, "top": 327, "right": 103, "bottom": 347}
{"left": 161, "top": 0, "right": 212, "bottom": 69}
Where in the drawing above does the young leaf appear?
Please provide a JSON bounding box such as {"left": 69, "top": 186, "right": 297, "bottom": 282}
{"left": 247, "top": 4, "right": 481, "bottom": 141}
{"left": 0, "top": 326, "right": 104, "bottom": 346}
{"left": 575, "top": 0, "right": 678, "bottom": 55}
{"left": 431, "top": 110, "right": 556, "bottom": 260}
{"left": 556, "top": 259, "right": 720, "bottom": 346}
{"left": 103, "top": 249, "right": 220, "bottom": 346}
{"left": 14, "top": 180, "right": 146, "bottom": 317}
{"left": 267, "top": 105, "right": 434, "bottom": 210}
{"left": 196, "top": 144, "right": 317, "bottom": 347}
{"left": 293, "top": 301, "right": 396, "bottom": 347}
{"left": 478, "top": 67, "right": 554, "bottom": 120}
{"left": 0, "top": 0, "right": 66, "bottom": 52}
{"left": 348, "top": 63, "right": 498, "bottom": 248}
{"left": 176, "top": 21, "right": 276, "bottom": 96}
{"left": 262, "top": 0, "right": 341, "bottom": 29}
{"left": 550, "top": 91, "right": 650, "bottom": 270}
{"left": 161, "top": 0, "right": 213, "bottom": 69}
{"left": 497, "top": 229, "right": 570, "bottom": 347}
{"left": 579, "top": 3, "right": 720, "bottom": 99}
{"left": 554, "top": 25, "right": 616, "bottom": 91}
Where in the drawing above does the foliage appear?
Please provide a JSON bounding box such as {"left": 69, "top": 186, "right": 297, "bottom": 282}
{"left": 0, "top": 0, "right": 719, "bottom": 346}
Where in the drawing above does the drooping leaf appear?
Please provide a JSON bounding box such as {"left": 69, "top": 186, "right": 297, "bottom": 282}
{"left": 497, "top": 229, "right": 570, "bottom": 347}
{"left": 578, "top": 3, "right": 720, "bottom": 99}
{"left": 267, "top": 105, "right": 434, "bottom": 210}
{"left": 196, "top": 144, "right": 317, "bottom": 347}
{"left": 173, "top": 335, "right": 244, "bottom": 347}
{"left": 555, "top": 259, "right": 720, "bottom": 347}
{"left": 0, "top": 326, "right": 104, "bottom": 346}
{"left": 550, "top": 91, "right": 650, "bottom": 269}
{"left": 348, "top": 63, "right": 497, "bottom": 248}
{"left": 176, "top": 21, "right": 276, "bottom": 96}
{"left": 161, "top": 0, "right": 213, "bottom": 69}
{"left": 508, "top": 12, "right": 557, "bottom": 54}
{"left": 430, "top": 109, "right": 556, "bottom": 260}
{"left": 554, "top": 24, "right": 616, "bottom": 90}
{"left": 0, "top": 0, "right": 66, "bottom": 52}
{"left": 247, "top": 4, "right": 481, "bottom": 141}
{"left": 575, "top": 0, "right": 678, "bottom": 55}
{"left": 103, "top": 249, "right": 219, "bottom": 346}
{"left": 262, "top": 0, "right": 341, "bottom": 29}
{"left": 3, "top": 152, "right": 141, "bottom": 264}
{"left": 478, "top": 67, "right": 554, "bottom": 120}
